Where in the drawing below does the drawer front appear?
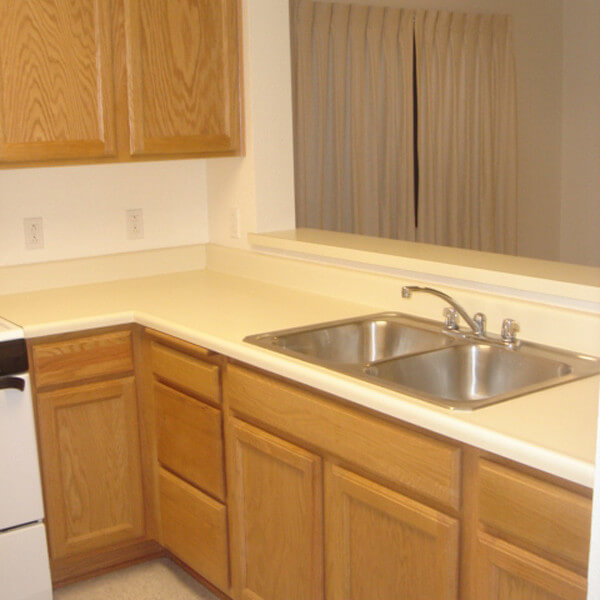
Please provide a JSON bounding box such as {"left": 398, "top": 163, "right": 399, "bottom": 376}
{"left": 478, "top": 459, "right": 592, "bottom": 572}
{"left": 159, "top": 468, "right": 229, "bottom": 593}
{"left": 156, "top": 382, "right": 225, "bottom": 500}
{"left": 33, "top": 331, "right": 133, "bottom": 388}
{"left": 226, "top": 365, "right": 461, "bottom": 510}
{"left": 151, "top": 342, "right": 220, "bottom": 405}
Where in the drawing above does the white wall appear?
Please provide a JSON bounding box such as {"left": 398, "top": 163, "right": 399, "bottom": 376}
{"left": 0, "top": 160, "right": 209, "bottom": 266}
{"left": 560, "top": 0, "right": 600, "bottom": 268}
{"left": 206, "top": 0, "right": 296, "bottom": 248}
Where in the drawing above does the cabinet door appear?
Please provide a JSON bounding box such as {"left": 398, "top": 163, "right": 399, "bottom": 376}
{"left": 0, "top": 0, "right": 116, "bottom": 163}
{"left": 325, "top": 463, "right": 459, "bottom": 600}
{"left": 37, "top": 377, "right": 145, "bottom": 560}
{"left": 228, "top": 419, "right": 323, "bottom": 600}
{"left": 124, "top": 0, "right": 241, "bottom": 156}
{"left": 475, "top": 534, "right": 587, "bottom": 600}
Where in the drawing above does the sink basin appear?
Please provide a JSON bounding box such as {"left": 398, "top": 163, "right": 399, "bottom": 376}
{"left": 244, "top": 313, "right": 454, "bottom": 366}
{"left": 365, "top": 343, "right": 575, "bottom": 410}
{"left": 245, "top": 312, "right": 600, "bottom": 410}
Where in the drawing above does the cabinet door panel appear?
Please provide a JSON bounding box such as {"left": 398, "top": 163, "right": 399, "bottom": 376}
{"left": 229, "top": 419, "right": 323, "bottom": 600}
{"left": 124, "top": 0, "right": 241, "bottom": 156}
{"left": 325, "top": 463, "right": 459, "bottom": 600}
{"left": 37, "top": 377, "right": 145, "bottom": 560}
{"left": 0, "top": 0, "right": 116, "bottom": 162}
{"left": 476, "top": 534, "right": 587, "bottom": 600}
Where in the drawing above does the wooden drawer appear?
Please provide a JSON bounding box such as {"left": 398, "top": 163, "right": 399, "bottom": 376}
{"left": 33, "top": 330, "right": 133, "bottom": 388}
{"left": 226, "top": 364, "right": 461, "bottom": 510}
{"left": 156, "top": 382, "right": 225, "bottom": 500}
{"left": 151, "top": 342, "right": 220, "bottom": 405}
{"left": 478, "top": 459, "right": 592, "bottom": 572}
{"left": 159, "top": 468, "right": 229, "bottom": 593}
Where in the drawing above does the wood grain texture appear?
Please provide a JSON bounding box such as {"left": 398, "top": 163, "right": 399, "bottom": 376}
{"left": 325, "top": 463, "right": 459, "bottom": 600}
{"left": 159, "top": 467, "right": 230, "bottom": 594}
{"left": 124, "top": 0, "right": 241, "bottom": 155}
{"left": 33, "top": 330, "right": 133, "bottom": 388}
{"left": 37, "top": 377, "right": 145, "bottom": 561}
{"left": 476, "top": 533, "right": 587, "bottom": 600}
{"left": 478, "top": 459, "right": 592, "bottom": 574}
{"left": 151, "top": 341, "right": 221, "bottom": 405}
{"left": 0, "top": 0, "right": 116, "bottom": 162}
{"left": 146, "top": 328, "right": 213, "bottom": 358}
{"left": 228, "top": 418, "right": 323, "bottom": 600}
{"left": 225, "top": 364, "right": 461, "bottom": 510}
{"left": 156, "top": 382, "right": 225, "bottom": 500}
{"left": 50, "top": 539, "right": 163, "bottom": 587}
{"left": 131, "top": 325, "right": 161, "bottom": 542}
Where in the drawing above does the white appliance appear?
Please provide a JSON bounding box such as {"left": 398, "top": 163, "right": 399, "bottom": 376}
{"left": 0, "top": 317, "right": 52, "bottom": 600}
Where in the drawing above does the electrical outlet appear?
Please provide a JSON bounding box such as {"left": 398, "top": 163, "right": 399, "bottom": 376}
{"left": 230, "top": 206, "right": 241, "bottom": 239}
{"left": 24, "top": 217, "right": 44, "bottom": 249}
{"left": 126, "top": 209, "right": 144, "bottom": 240}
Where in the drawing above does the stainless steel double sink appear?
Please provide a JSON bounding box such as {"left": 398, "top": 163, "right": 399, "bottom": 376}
{"left": 244, "top": 313, "right": 600, "bottom": 410}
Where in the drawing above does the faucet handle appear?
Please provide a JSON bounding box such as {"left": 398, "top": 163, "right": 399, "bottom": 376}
{"left": 473, "top": 312, "right": 487, "bottom": 336}
{"left": 443, "top": 307, "right": 459, "bottom": 331}
{"left": 501, "top": 318, "right": 520, "bottom": 344}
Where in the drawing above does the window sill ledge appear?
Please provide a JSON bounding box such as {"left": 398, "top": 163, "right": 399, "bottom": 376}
{"left": 248, "top": 229, "right": 600, "bottom": 311}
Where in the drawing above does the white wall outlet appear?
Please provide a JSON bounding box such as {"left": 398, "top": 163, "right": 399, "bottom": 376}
{"left": 126, "top": 209, "right": 144, "bottom": 240}
{"left": 24, "top": 217, "right": 44, "bottom": 249}
{"left": 230, "top": 206, "right": 241, "bottom": 239}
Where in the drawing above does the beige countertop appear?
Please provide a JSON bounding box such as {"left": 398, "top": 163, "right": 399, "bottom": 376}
{"left": 0, "top": 268, "right": 597, "bottom": 487}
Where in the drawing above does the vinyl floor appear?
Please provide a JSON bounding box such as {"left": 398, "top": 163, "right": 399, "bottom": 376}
{"left": 53, "top": 558, "right": 219, "bottom": 600}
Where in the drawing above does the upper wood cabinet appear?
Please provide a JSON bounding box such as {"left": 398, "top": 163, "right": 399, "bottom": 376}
{"left": 0, "top": 0, "right": 242, "bottom": 166}
{"left": 0, "top": 0, "right": 117, "bottom": 162}
{"left": 124, "top": 0, "right": 241, "bottom": 156}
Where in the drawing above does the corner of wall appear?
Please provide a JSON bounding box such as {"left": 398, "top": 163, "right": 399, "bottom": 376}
{"left": 205, "top": 0, "right": 296, "bottom": 250}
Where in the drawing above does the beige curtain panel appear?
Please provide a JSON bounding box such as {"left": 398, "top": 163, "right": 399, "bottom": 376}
{"left": 415, "top": 10, "right": 518, "bottom": 253}
{"left": 290, "top": 0, "right": 518, "bottom": 254}
{"left": 291, "top": 0, "right": 416, "bottom": 239}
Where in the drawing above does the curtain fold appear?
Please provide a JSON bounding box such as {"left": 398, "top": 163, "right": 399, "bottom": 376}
{"left": 291, "top": 1, "right": 517, "bottom": 254}
{"left": 291, "top": 0, "right": 415, "bottom": 239}
{"left": 415, "top": 10, "right": 518, "bottom": 253}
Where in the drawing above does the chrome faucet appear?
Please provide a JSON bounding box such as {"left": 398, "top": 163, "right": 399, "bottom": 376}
{"left": 401, "top": 285, "right": 521, "bottom": 346}
{"left": 401, "top": 286, "right": 486, "bottom": 336}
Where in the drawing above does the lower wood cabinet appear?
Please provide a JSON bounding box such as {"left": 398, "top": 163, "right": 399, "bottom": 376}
{"left": 325, "top": 463, "right": 459, "bottom": 600}
{"left": 475, "top": 534, "right": 587, "bottom": 600}
{"left": 30, "top": 330, "right": 593, "bottom": 599}
{"left": 228, "top": 418, "right": 324, "bottom": 600}
{"left": 158, "top": 468, "right": 229, "bottom": 593}
{"left": 37, "top": 377, "right": 145, "bottom": 560}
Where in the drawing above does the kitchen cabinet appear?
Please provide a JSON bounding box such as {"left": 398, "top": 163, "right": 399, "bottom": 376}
{"left": 225, "top": 363, "right": 461, "bottom": 599}
{"left": 146, "top": 329, "right": 230, "bottom": 594}
{"left": 227, "top": 418, "right": 323, "bottom": 600}
{"left": 471, "top": 458, "right": 591, "bottom": 600}
{"left": 0, "top": 0, "right": 242, "bottom": 167}
{"left": 475, "top": 534, "right": 587, "bottom": 600}
{"left": 325, "top": 463, "right": 459, "bottom": 600}
{"left": 29, "top": 325, "right": 593, "bottom": 598}
{"left": 31, "top": 328, "right": 155, "bottom": 585}
{"left": 0, "top": 0, "right": 116, "bottom": 163}
{"left": 124, "top": 0, "right": 241, "bottom": 157}
{"left": 224, "top": 363, "right": 592, "bottom": 600}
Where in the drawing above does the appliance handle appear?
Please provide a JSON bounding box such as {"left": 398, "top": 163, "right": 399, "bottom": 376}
{"left": 0, "top": 376, "right": 26, "bottom": 391}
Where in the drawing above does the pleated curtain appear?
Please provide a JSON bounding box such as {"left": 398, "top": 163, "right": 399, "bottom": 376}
{"left": 415, "top": 10, "right": 518, "bottom": 253}
{"left": 291, "top": 0, "right": 416, "bottom": 239}
{"left": 290, "top": 1, "right": 518, "bottom": 254}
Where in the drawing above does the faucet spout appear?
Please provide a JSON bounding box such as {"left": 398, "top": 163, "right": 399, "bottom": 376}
{"left": 401, "top": 286, "right": 484, "bottom": 336}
